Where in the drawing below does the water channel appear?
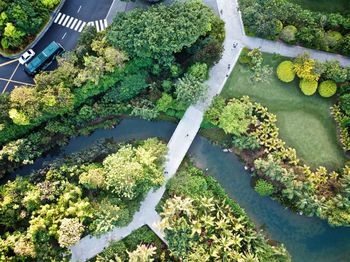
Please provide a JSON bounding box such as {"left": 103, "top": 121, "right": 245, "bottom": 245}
{"left": 4, "top": 118, "right": 350, "bottom": 262}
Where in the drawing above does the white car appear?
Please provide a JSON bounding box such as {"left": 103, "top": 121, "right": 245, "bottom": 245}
{"left": 19, "top": 49, "right": 35, "bottom": 65}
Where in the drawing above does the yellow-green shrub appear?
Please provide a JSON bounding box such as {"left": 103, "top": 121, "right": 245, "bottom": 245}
{"left": 276, "top": 61, "right": 295, "bottom": 82}
{"left": 299, "top": 79, "right": 318, "bottom": 96}
{"left": 318, "top": 80, "right": 337, "bottom": 98}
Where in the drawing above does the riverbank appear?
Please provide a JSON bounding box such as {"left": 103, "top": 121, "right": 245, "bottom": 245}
{"left": 2, "top": 118, "right": 350, "bottom": 261}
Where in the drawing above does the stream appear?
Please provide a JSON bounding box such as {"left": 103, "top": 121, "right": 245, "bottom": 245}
{"left": 3, "top": 118, "right": 350, "bottom": 262}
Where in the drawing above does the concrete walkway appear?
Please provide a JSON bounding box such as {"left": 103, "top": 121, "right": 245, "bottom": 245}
{"left": 70, "top": 0, "right": 350, "bottom": 261}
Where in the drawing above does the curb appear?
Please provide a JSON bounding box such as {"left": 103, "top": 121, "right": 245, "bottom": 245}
{"left": 0, "top": 0, "right": 67, "bottom": 59}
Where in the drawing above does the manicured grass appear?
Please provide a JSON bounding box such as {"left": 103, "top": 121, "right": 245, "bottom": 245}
{"left": 221, "top": 53, "right": 347, "bottom": 170}
{"left": 289, "top": 0, "right": 350, "bottom": 14}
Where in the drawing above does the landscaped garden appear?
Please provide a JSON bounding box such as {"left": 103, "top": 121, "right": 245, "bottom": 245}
{"left": 0, "top": 138, "right": 167, "bottom": 260}
{"left": 221, "top": 52, "right": 347, "bottom": 170}
{"left": 2, "top": 0, "right": 350, "bottom": 260}
{"left": 202, "top": 47, "right": 350, "bottom": 227}
{"left": 157, "top": 161, "right": 290, "bottom": 261}
{"left": 0, "top": 0, "right": 224, "bottom": 179}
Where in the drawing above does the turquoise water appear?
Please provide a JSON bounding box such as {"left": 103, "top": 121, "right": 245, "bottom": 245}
{"left": 189, "top": 137, "right": 350, "bottom": 262}
{"left": 3, "top": 118, "right": 350, "bottom": 261}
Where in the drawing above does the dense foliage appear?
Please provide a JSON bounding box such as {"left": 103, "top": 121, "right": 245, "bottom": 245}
{"left": 91, "top": 226, "right": 170, "bottom": 261}
{"left": 205, "top": 96, "right": 350, "bottom": 226}
{"left": 0, "top": 0, "right": 61, "bottom": 53}
{"left": 239, "top": 0, "right": 350, "bottom": 55}
{"left": 159, "top": 163, "right": 290, "bottom": 261}
{"left": 0, "top": 1, "right": 224, "bottom": 179}
{"left": 0, "top": 138, "right": 166, "bottom": 260}
{"left": 238, "top": 48, "right": 273, "bottom": 83}
{"left": 107, "top": 0, "right": 219, "bottom": 66}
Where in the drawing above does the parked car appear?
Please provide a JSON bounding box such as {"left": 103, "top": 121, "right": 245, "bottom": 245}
{"left": 19, "top": 49, "right": 35, "bottom": 65}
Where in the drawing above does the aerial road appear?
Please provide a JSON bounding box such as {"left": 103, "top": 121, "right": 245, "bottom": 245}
{"left": 0, "top": 0, "right": 113, "bottom": 93}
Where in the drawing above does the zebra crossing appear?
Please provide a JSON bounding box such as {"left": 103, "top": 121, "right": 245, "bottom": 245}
{"left": 53, "top": 12, "right": 108, "bottom": 32}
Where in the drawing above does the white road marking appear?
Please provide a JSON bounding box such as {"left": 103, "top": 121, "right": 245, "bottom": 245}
{"left": 78, "top": 22, "right": 87, "bottom": 32}
{"left": 74, "top": 20, "right": 82, "bottom": 31}
{"left": 54, "top": 12, "right": 62, "bottom": 23}
{"left": 66, "top": 17, "right": 74, "bottom": 28}
{"left": 100, "top": 20, "right": 104, "bottom": 31}
{"left": 58, "top": 13, "right": 66, "bottom": 24}
{"left": 95, "top": 20, "right": 100, "bottom": 32}
{"left": 77, "top": 5, "right": 82, "bottom": 13}
{"left": 2, "top": 63, "right": 20, "bottom": 93}
{"left": 103, "top": 19, "right": 108, "bottom": 28}
{"left": 70, "top": 18, "right": 78, "bottom": 29}
{"left": 62, "top": 32, "right": 67, "bottom": 39}
{"left": 62, "top": 15, "right": 70, "bottom": 26}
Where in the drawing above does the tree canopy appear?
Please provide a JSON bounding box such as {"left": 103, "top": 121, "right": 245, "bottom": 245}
{"left": 107, "top": 0, "right": 216, "bottom": 66}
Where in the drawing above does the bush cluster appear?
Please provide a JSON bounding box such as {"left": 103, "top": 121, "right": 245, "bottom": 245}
{"left": 0, "top": 138, "right": 166, "bottom": 260}
{"left": 276, "top": 54, "right": 345, "bottom": 98}
{"left": 0, "top": 0, "right": 61, "bottom": 53}
{"left": 239, "top": 0, "right": 350, "bottom": 55}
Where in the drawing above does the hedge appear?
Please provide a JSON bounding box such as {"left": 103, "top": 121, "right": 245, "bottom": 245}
{"left": 299, "top": 79, "right": 318, "bottom": 96}
{"left": 276, "top": 61, "right": 295, "bottom": 83}
{"left": 318, "top": 80, "right": 337, "bottom": 97}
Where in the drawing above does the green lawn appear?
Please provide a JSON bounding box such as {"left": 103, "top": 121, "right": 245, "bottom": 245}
{"left": 221, "top": 53, "right": 347, "bottom": 170}
{"left": 289, "top": 0, "right": 350, "bottom": 14}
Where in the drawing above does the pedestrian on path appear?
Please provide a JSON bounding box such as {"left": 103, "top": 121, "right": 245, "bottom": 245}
{"left": 186, "top": 134, "right": 189, "bottom": 137}
{"left": 228, "top": 64, "right": 231, "bottom": 70}
{"left": 220, "top": 9, "right": 223, "bottom": 15}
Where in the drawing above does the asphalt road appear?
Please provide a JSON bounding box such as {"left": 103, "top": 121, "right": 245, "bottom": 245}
{"left": 0, "top": 0, "right": 113, "bottom": 93}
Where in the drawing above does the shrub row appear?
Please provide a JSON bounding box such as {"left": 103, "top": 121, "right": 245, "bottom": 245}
{"left": 239, "top": 0, "right": 350, "bottom": 56}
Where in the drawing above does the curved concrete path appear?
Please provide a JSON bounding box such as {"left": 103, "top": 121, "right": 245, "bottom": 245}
{"left": 70, "top": 0, "right": 350, "bottom": 261}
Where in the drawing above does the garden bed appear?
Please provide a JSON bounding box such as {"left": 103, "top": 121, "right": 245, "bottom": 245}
{"left": 221, "top": 52, "right": 347, "bottom": 170}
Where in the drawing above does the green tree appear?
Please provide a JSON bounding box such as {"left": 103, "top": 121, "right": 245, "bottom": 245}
{"left": 1, "top": 22, "right": 25, "bottom": 49}
{"left": 116, "top": 73, "right": 148, "bottom": 102}
{"left": 107, "top": 0, "right": 216, "bottom": 66}
{"left": 41, "top": 0, "right": 60, "bottom": 10}
{"left": 219, "top": 99, "right": 252, "bottom": 136}
{"left": 103, "top": 139, "right": 166, "bottom": 200}
{"left": 187, "top": 63, "right": 209, "bottom": 81}
{"left": 175, "top": 75, "right": 207, "bottom": 106}
{"left": 156, "top": 93, "right": 173, "bottom": 112}
{"left": 58, "top": 218, "right": 84, "bottom": 248}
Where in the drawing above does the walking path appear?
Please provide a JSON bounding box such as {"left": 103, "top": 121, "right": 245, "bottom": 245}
{"left": 70, "top": 0, "right": 350, "bottom": 261}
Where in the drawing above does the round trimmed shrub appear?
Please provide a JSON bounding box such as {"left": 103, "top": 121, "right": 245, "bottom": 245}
{"left": 324, "top": 31, "right": 343, "bottom": 48}
{"left": 280, "top": 25, "right": 297, "bottom": 43}
{"left": 318, "top": 80, "right": 337, "bottom": 97}
{"left": 275, "top": 20, "right": 283, "bottom": 35}
{"left": 299, "top": 79, "right": 318, "bottom": 96}
{"left": 276, "top": 61, "right": 295, "bottom": 82}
